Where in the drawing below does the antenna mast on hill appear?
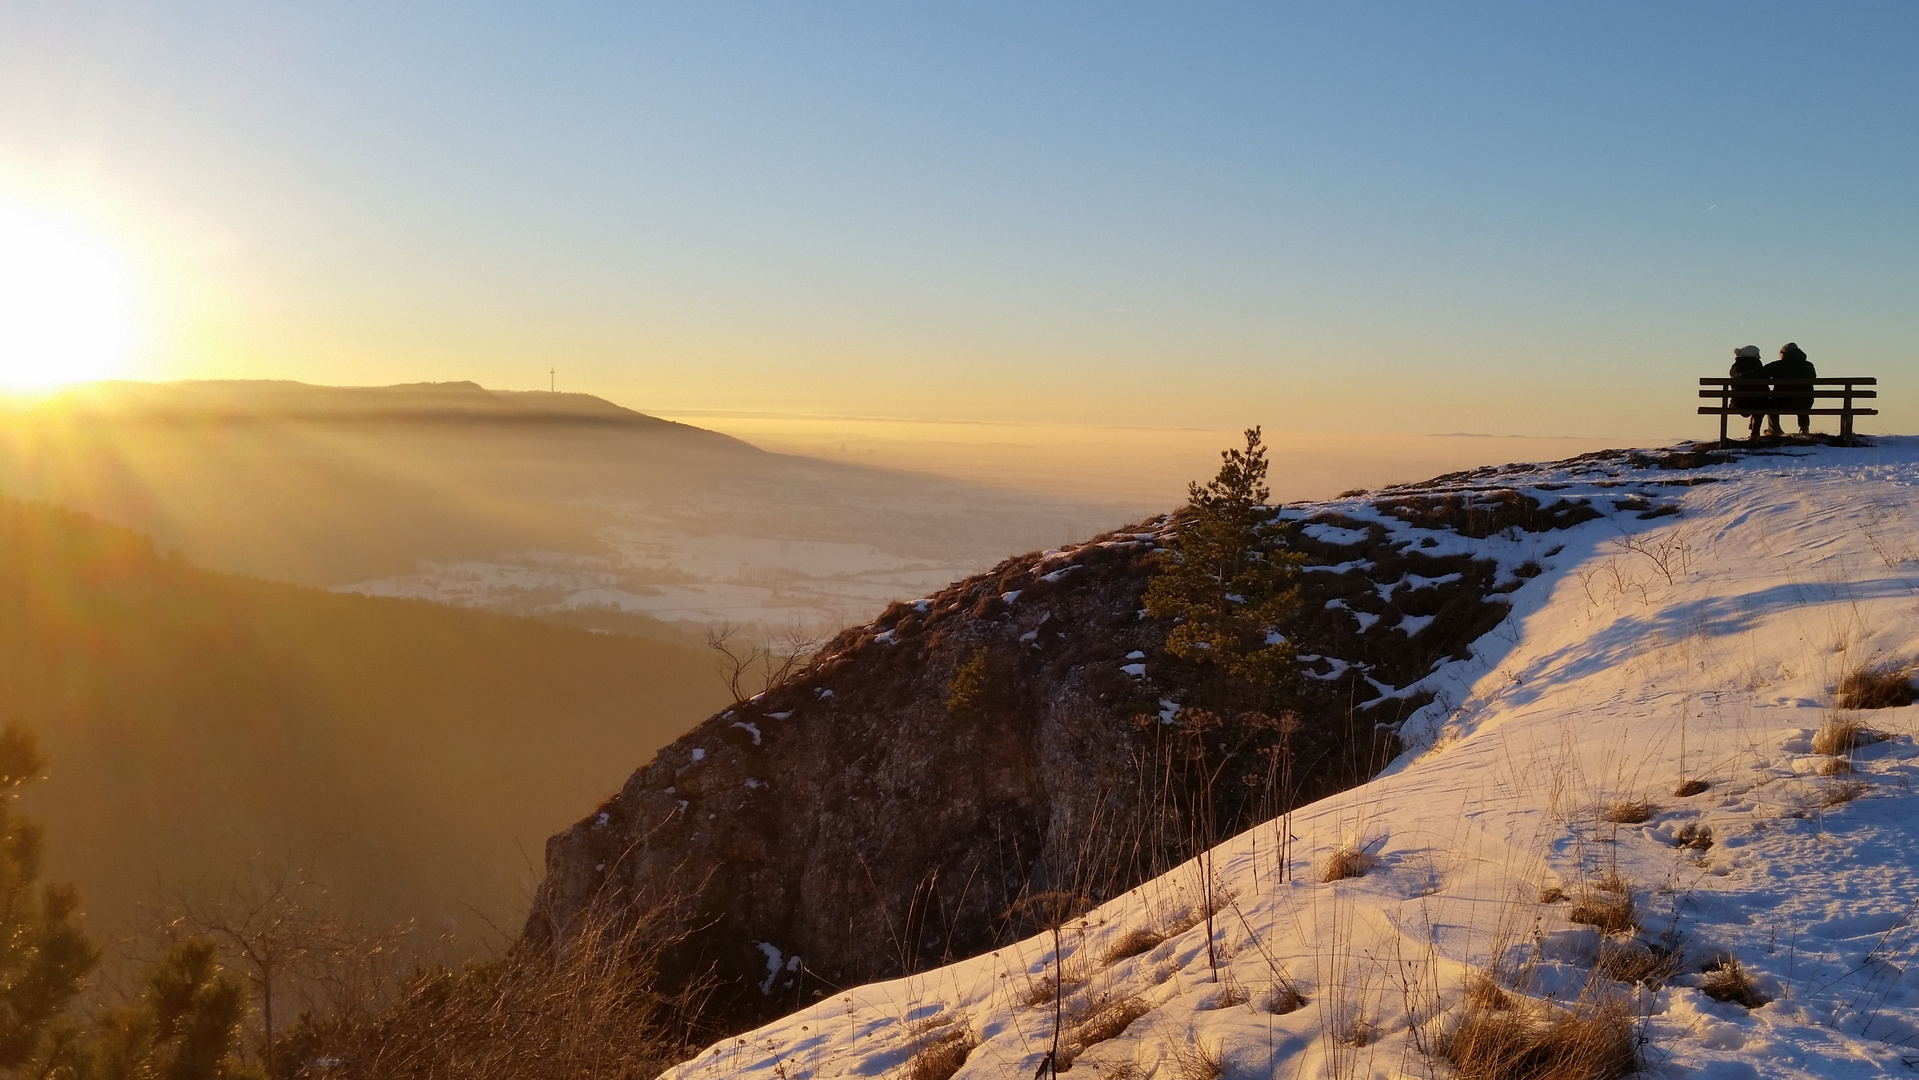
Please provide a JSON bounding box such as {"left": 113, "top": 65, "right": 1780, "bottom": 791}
{"left": 549, "top": 368, "right": 555, "bottom": 393}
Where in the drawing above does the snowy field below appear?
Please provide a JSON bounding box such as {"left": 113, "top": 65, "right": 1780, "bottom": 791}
{"left": 666, "top": 438, "right": 1919, "bottom": 1080}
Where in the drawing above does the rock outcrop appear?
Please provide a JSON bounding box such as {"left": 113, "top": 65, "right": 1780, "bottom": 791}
{"left": 524, "top": 454, "right": 1703, "bottom": 1034}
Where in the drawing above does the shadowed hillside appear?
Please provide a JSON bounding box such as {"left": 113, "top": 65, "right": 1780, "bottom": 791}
{"left": 0, "top": 496, "right": 729, "bottom": 944}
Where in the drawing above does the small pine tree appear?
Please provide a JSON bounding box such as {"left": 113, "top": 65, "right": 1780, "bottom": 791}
{"left": 1144, "top": 426, "right": 1305, "bottom": 697}
{"left": 944, "top": 648, "right": 993, "bottom": 718}
{"left": 86, "top": 941, "right": 261, "bottom": 1080}
{"left": 0, "top": 724, "right": 102, "bottom": 1071}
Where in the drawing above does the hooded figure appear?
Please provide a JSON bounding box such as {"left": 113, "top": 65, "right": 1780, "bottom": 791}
{"left": 1764, "top": 342, "right": 1817, "bottom": 435}
{"left": 1728, "top": 345, "right": 1767, "bottom": 439}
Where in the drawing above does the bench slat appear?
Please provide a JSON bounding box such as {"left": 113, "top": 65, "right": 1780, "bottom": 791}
{"left": 1700, "top": 407, "right": 1879, "bottom": 416}
{"left": 1698, "top": 389, "right": 1877, "bottom": 399}
{"left": 1699, "top": 377, "right": 1877, "bottom": 385}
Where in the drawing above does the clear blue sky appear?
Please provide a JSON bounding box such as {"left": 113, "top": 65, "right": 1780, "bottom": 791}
{"left": 2, "top": 2, "right": 1915, "bottom": 438}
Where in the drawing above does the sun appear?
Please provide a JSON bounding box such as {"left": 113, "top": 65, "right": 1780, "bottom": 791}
{"left": 0, "top": 202, "right": 137, "bottom": 390}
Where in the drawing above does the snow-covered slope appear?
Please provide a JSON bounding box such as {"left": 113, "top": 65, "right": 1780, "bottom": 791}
{"left": 665, "top": 439, "right": 1919, "bottom": 1080}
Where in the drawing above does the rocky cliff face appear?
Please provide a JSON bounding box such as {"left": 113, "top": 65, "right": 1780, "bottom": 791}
{"left": 525, "top": 449, "right": 1713, "bottom": 1034}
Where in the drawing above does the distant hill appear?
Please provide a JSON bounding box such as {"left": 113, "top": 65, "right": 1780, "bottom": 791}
{"left": 0, "top": 380, "right": 1127, "bottom": 629}
{"left": 0, "top": 496, "right": 729, "bottom": 943}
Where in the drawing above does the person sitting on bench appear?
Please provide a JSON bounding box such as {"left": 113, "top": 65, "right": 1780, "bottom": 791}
{"left": 1764, "top": 342, "right": 1816, "bottom": 436}
{"left": 1729, "top": 345, "right": 1767, "bottom": 440}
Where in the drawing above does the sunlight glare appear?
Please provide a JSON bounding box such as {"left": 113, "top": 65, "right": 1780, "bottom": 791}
{"left": 0, "top": 202, "right": 136, "bottom": 389}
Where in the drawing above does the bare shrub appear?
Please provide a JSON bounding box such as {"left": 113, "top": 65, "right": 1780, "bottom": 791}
{"left": 1818, "top": 778, "right": 1870, "bottom": 808}
{"left": 1102, "top": 928, "right": 1165, "bottom": 965}
{"left": 1673, "top": 822, "right": 1713, "bottom": 850}
{"left": 1167, "top": 1039, "right": 1224, "bottom": 1080}
{"left": 1699, "top": 957, "right": 1770, "bottom": 1009}
{"left": 1601, "top": 799, "right": 1654, "bottom": 825}
{"left": 906, "top": 1028, "right": 977, "bottom": 1080}
{"left": 1836, "top": 662, "right": 1918, "bottom": 710}
{"left": 1438, "top": 994, "right": 1639, "bottom": 1080}
{"left": 1672, "top": 778, "right": 1710, "bottom": 797}
{"left": 1320, "top": 845, "right": 1376, "bottom": 883}
{"left": 1569, "top": 885, "right": 1638, "bottom": 935}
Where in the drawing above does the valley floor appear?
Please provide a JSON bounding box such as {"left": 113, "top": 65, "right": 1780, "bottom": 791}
{"left": 665, "top": 438, "right": 1919, "bottom": 1079}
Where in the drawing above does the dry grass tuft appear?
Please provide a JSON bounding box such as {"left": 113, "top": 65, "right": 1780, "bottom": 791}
{"left": 1672, "top": 778, "right": 1710, "bottom": 797}
{"left": 1699, "top": 958, "right": 1770, "bottom": 1009}
{"left": 1595, "top": 939, "right": 1678, "bottom": 986}
{"left": 1463, "top": 971, "right": 1512, "bottom": 1011}
{"left": 1817, "top": 756, "right": 1851, "bottom": 776}
{"left": 1021, "top": 972, "right": 1086, "bottom": 1009}
{"left": 1072, "top": 996, "right": 1151, "bottom": 1049}
{"left": 1320, "top": 845, "right": 1376, "bottom": 883}
{"left": 1439, "top": 995, "right": 1639, "bottom": 1080}
{"left": 1212, "top": 974, "right": 1249, "bottom": 1009}
{"left": 1836, "top": 662, "right": 1918, "bottom": 710}
{"left": 1102, "top": 928, "right": 1165, "bottom": 965}
{"left": 1812, "top": 716, "right": 1880, "bottom": 756}
{"left": 905, "top": 1029, "right": 977, "bottom": 1080}
{"left": 1537, "top": 885, "right": 1567, "bottom": 904}
{"left": 1167, "top": 1039, "right": 1224, "bottom": 1080}
{"left": 1601, "top": 799, "right": 1655, "bottom": 825}
{"left": 1261, "top": 982, "right": 1306, "bottom": 1015}
{"left": 1818, "top": 778, "right": 1870, "bottom": 808}
{"left": 1569, "top": 886, "right": 1638, "bottom": 935}
{"left": 1674, "top": 822, "right": 1713, "bottom": 850}
{"left": 1089, "top": 1064, "right": 1142, "bottom": 1080}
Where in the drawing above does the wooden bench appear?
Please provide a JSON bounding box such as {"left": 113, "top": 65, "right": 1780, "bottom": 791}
{"left": 1699, "top": 377, "right": 1878, "bottom": 445}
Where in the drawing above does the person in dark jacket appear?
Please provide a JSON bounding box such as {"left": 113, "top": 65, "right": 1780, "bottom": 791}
{"left": 1729, "top": 345, "right": 1767, "bottom": 440}
{"left": 1764, "top": 342, "right": 1817, "bottom": 436}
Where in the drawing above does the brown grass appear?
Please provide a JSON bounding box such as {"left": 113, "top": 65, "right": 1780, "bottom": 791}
{"left": 1463, "top": 971, "right": 1512, "bottom": 1011}
{"left": 1101, "top": 928, "right": 1165, "bottom": 964}
{"left": 906, "top": 1029, "right": 977, "bottom": 1080}
{"left": 1674, "top": 822, "right": 1713, "bottom": 850}
{"left": 1261, "top": 982, "right": 1306, "bottom": 1015}
{"left": 1021, "top": 972, "right": 1086, "bottom": 1009}
{"left": 1212, "top": 974, "right": 1249, "bottom": 1009}
{"left": 1438, "top": 996, "right": 1639, "bottom": 1080}
{"left": 1812, "top": 716, "right": 1880, "bottom": 756}
{"left": 1167, "top": 1039, "right": 1223, "bottom": 1080}
{"left": 1818, "top": 778, "right": 1870, "bottom": 808}
{"left": 1320, "top": 845, "right": 1376, "bottom": 883}
{"left": 1836, "top": 662, "right": 1918, "bottom": 710}
{"left": 1601, "top": 799, "right": 1655, "bottom": 825}
{"left": 1817, "top": 757, "right": 1851, "bottom": 776}
{"left": 1672, "top": 778, "right": 1710, "bottom": 797}
{"left": 1699, "top": 958, "right": 1770, "bottom": 1009}
{"left": 1595, "top": 939, "right": 1678, "bottom": 987}
{"left": 1072, "top": 996, "right": 1151, "bottom": 1048}
{"left": 1569, "top": 887, "right": 1638, "bottom": 935}
{"left": 1537, "top": 885, "right": 1567, "bottom": 904}
{"left": 282, "top": 893, "right": 717, "bottom": 1080}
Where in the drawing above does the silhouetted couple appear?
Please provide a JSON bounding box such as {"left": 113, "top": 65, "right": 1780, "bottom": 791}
{"left": 1728, "top": 342, "right": 1816, "bottom": 440}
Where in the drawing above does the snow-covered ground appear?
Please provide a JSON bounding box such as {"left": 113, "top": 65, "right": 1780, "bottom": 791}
{"left": 666, "top": 439, "right": 1919, "bottom": 1079}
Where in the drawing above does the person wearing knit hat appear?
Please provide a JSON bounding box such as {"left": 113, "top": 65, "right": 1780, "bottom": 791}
{"left": 1764, "top": 342, "right": 1817, "bottom": 436}
{"left": 1729, "top": 346, "right": 1768, "bottom": 440}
